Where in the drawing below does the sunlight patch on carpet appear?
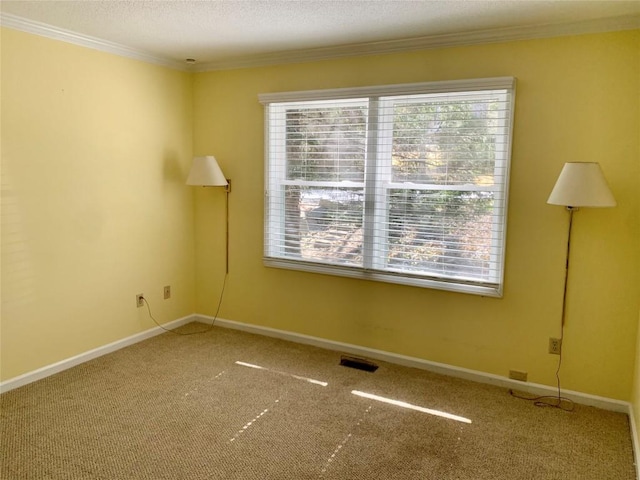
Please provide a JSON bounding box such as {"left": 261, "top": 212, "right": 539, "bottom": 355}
{"left": 320, "top": 405, "right": 372, "bottom": 475}
{"left": 351, "top": 390, "right": 472, "bottom": 424}
{"left": 235, "top": 361, "right": 328, "bottom": 386}
{"left": 229, "top": 399, "right": 280, "bottom": 443}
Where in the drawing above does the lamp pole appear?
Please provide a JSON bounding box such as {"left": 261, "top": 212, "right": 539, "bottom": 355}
{"left": 559, "top": 206, "right": 575, "bottom": 327}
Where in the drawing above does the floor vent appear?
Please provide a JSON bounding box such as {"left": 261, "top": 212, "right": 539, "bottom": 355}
{"left": 339, "top": 355, "right": 378, "bottom": 372}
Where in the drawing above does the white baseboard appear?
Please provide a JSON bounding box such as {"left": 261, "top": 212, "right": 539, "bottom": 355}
{"left": 0, "top": 315, "right": 194, "bottom": 394}
{"left": 2, "top": 312, "right": 637, "bottom": 477}
{"left": 197, "top": 314, "right": 632, "bottom": 414}
{"left": 2, "top": 312, "right": 632, "bottom": 416}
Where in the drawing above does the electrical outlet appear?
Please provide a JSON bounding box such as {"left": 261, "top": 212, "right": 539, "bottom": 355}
{"left": 509, "top": 370, "right": 528, "bottom": 382}
{"left": 136, "top": 294, "right": 144, "bottom": 308}
{"left": 164, "top": 285, "right": 171, "bottom": 299}
{"left": 549, "top": 337, "right": 562, "bottom": 355}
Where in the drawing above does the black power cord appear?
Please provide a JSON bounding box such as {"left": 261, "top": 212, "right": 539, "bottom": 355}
{"left": 511, "top": 207, "right": 576, "bottom": 412}
{"left": 140, "top": 273, "right": 228, "bottom": 336}
{"left": 509, "top": 324, "right": 575, "bottom": 412}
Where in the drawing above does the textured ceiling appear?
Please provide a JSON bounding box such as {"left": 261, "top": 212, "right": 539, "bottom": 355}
{"left": 1, "top": 0, "right": 639, "bottom": 69}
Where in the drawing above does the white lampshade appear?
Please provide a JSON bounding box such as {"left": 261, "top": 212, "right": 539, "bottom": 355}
{"left": 547, "top": 162, "right": 616, "bottom": 207}
{"left": 186, "top": 155, "right": 228, "bottom": 187}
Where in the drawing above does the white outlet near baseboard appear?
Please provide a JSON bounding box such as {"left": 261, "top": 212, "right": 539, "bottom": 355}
{"left": 549, "top": 337, "right": 562, "bottom": 355}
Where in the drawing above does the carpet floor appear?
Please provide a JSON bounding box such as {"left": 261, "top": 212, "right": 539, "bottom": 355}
{"left": 0, "top": 322, "right": 635, "bottom": 479}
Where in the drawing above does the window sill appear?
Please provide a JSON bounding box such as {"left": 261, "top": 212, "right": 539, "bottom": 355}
{"left": 263, "top": 257, "right": 503, "bottom": 298}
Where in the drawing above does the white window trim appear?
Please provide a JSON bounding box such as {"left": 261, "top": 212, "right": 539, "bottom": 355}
{"left": 258, "top": 77, "right": 515, "bottom": 104}
{"left": 261, "top": 77, "right": 516, "bottom": 298}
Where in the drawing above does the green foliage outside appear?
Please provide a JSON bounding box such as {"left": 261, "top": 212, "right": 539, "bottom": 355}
{"left": 280, "top": 95, "right": 504, "bottom": 280}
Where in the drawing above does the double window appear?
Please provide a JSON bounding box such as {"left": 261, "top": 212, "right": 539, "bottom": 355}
{"left": 260, "top": 77, "right": 515, "bottom": 296}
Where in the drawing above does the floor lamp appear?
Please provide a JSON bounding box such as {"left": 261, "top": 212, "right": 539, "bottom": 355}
{"left": 184, "top": 155, "right": 231, "bottom": 334}
{"left": 139, "top": 155, "right": 230, "bottom": 336}
{"left": 545, "top": 162, "right": 616, "bottom": 408}
{"left": 187, "top": 155, "right": 231, "bottom": 273}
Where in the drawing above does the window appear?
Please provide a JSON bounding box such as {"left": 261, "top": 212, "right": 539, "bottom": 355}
{"left": 260, "top": 77, "right": 515, "bottom": 297}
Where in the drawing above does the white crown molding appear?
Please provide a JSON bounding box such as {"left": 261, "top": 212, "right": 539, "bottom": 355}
{"left": 1, "top": 11, "right": 638, "bottom": 73}
{"left": 195, "top": 14, "right": 640, "bottom": 72}
{"left": 0, "top": 12, "right": 190, "bottom": 71}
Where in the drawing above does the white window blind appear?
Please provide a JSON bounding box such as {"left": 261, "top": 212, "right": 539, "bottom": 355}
{"left": 260, "top": 77, "right": 515, "bottom": 297}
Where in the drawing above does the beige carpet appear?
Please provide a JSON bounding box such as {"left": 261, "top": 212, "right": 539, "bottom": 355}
{"left": 0, "top": 322, "right": 635, "bottom": 479}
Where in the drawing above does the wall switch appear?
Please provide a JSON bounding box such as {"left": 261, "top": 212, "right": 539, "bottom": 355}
{"left": 164, "top": 285, "right": 171, "bottom": 299}
{"left": 549, "top": 337, "right": 562, "bottom": 355}
{"left": 136, "top": 294, "right": 144, "bottom": 308}
{"left": 509, "top": 370, "right": 528, "bottom": 382}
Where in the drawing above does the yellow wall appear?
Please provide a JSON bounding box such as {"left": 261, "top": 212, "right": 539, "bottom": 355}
{"left": 1, "top": 26, "right": 638, "bottom": 402}
{"left": 193, "top": 30, "right": 640, "bottom": 401}
{"left": 1, "top": 28, "right": 196, "bottom": 380}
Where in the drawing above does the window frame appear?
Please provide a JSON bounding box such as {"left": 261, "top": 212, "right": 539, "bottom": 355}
{"left": 260, "top": 77, "right": 516, "bottom": 297}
